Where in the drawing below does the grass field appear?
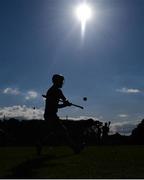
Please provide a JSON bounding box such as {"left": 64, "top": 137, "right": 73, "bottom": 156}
{"left": 0, "top": 145, "right": 144, "bottom": 178}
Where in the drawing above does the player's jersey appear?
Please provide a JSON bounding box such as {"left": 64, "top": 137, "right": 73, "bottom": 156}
{"left": 44, "top": 85, "right": 66, "bottom": 119}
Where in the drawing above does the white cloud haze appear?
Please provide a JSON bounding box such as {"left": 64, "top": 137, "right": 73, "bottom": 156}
{"left": 62, "top": 115, "right": 102, "bottom": 121}
{"left": 2, "top": 87, "right": 39, "bottom": 101}
{"left": 25, "top": 91, "right": 38, "bottom": 100}
{"left": 118, "top": 114, "right": 129, "bottom": 118}
{"left": 116, "top": 87, "right": 141, "bottom": 94}
{"left": 3, "top": 88, "right": 20, "bottom": 95}
{"left": 0, "top": 105, "right": 44, "bottom": 120}
{"left": 110, "top": 121, "right": 138, "bottom": 135}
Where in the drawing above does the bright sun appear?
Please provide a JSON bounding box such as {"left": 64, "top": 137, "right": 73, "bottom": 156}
{"left": 75, "top": 2, "right": 92, "bottom": 36}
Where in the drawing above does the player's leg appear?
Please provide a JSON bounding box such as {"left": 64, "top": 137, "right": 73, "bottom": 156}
{"left": 55, "top": 119, "right": 85, "bottom": 154}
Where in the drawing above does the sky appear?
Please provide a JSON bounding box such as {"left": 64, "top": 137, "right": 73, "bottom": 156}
{"left": 0, "top": 0, "right": 144, "bottom": 134}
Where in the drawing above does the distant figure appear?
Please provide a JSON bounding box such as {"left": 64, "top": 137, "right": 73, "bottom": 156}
{"left": 102, "top": 122, "right": 111, "bottom": 144}
{"left": 97, "top": 124, "right": 102, "bottom": 144}
{"left": 37, "top": 74, "right": 83, "bottom": 155}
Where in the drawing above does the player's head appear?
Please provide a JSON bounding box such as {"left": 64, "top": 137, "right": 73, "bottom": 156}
{"left": 52, "top": 74, "right": 64, "bottom": 88}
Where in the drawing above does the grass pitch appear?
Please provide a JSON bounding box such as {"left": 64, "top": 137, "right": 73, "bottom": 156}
{"left": 0, "top": 145, "right": 144, "bottom": 178}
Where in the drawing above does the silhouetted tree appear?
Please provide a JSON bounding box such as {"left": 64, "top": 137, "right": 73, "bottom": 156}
{"left": 131, "top": 119, "right": 144, "bottom": 144}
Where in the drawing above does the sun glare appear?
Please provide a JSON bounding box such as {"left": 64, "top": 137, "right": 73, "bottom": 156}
{"left": 75, "top": 2, "right": 92, "bottom": 37}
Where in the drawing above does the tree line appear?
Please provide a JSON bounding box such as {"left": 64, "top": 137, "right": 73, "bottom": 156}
{"left": 0, "top": 118, "right": 144, "bottom": 146}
